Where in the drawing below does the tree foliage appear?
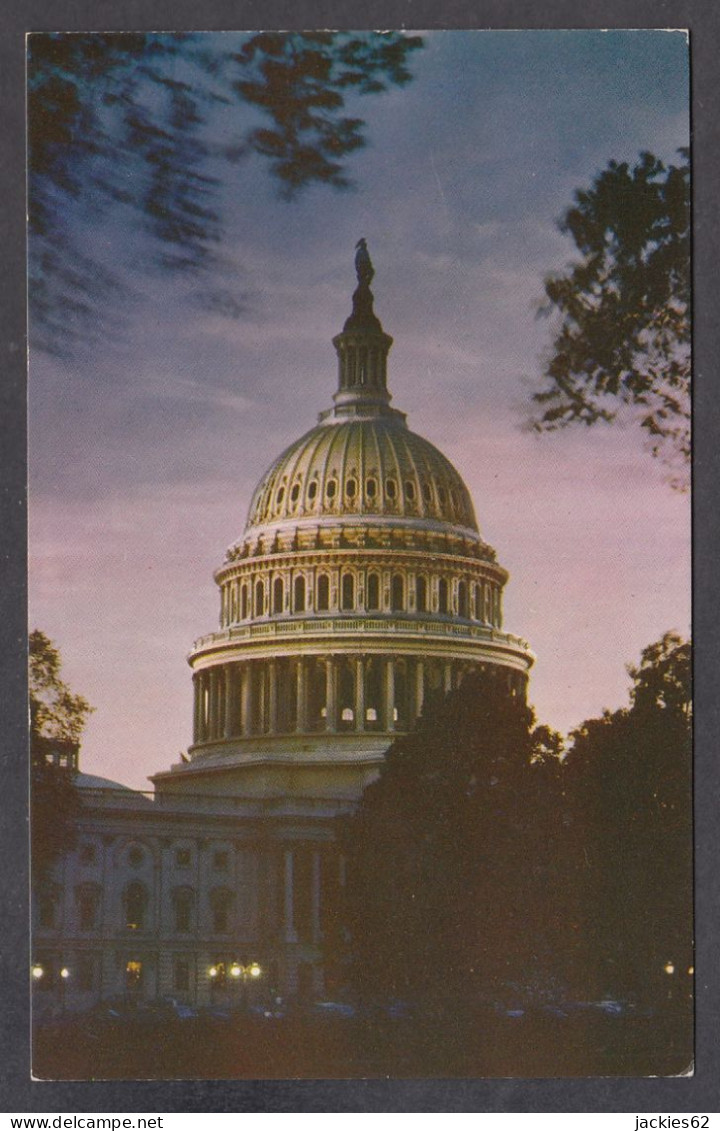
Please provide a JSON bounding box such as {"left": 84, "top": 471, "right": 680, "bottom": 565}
{"left": 30, "top": 631, "right": 93, "bottom": 890}
{"left": 533, "top": 151, "right": 690, "bottom": 483}
{"left": 343, "top": 671, "right": 569, "bottom": 1010}
{"left": 28, "top": 31, "right": 423, "bottom": 355}
{"left": 343, "top": 633, "right": 692, "bottom": 1028}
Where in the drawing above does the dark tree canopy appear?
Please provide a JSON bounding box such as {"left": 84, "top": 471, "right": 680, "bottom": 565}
{"left": 30, "top": 631, "right": 93, "bottom": 890}
{"left": 533, "top": 151, "right": 690, "bottom": 484}
{"left": 28, "top": 31, "right": 423, "bottom": 356}
{"left": 342, "top": 671, "right": 569, "bottom": 1011}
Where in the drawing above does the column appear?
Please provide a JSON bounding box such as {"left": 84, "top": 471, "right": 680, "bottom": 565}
{"left": 242, "top": 664, "right": 253, "bottom": 737}
{"left": 192, "top": 675, "right": 201, "bottom": 743}
{"left": 443, "top": 661, "right": 453, "bottom": 694}
{"left": 383, "top": 658, "right": 395, "bottom": 732}
{"left": 311, "top": 851, "right": 322, "bottom": 943}
{"left": 414, "top": 659, "right": 425, "bottom": 723}
{"left": 325, "top": 658, "right": 338, "bottom": 732}
{"left": 295, "top": 658, "right": 308, "bottom": 733}
{"left": 268, "top": 660, "right": 278, "bottom": 734}
{"left": 223, "top": 663, "right": 236, "bottom": 739}
{"left": 208, "top": 669, "right": 219, "bottom": 739}
{"left": 283, "top": 849, "right": 297, "bottom": 943}
{"left": 354, "top": 657, "right": 366, "bottom": 732}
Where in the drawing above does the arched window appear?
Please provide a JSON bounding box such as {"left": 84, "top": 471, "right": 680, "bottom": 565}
{"left": 241, "top": 584, "right": 249, "bottom": 620}
{"left": 438, "top": 578, "right": 449, "bottom": 615}
{"left": 308, "top": 480, "right": 318, "bottom": 502}
{"left": 458, "top": 580, "right": 469, "bottom": 618}
{"left": 391, "top": 573, "right": 405, "bottom": 612}
{"left": 416, "top": 575, "right": 428, "bottom": 613}
{"left": 317, "top": 574, "right": 330, "bottom": 611}
{"left": 294, "top": 575, "right": 306, "bottom": 613}
{"left": 123, "top": 882, "right": 148, "bottom": 931}
{"left": 255, "top": 579, "right": 265, "bottom": 617}
{"left": 172, "top": 888, "right": 194, "bottom": 934}
{"left": 290, "top": 481, "right": 301, "bottom": 504}
{"left": 366, "top": 477, "right": 377, "bottom": 500}
{"left": 273, "top": 577, "right": 284, "bottom": 615}
{"left": 385, "top": 478, "right": 397, "bottom": 500}
{"left": 75, "top": 884, "right": 101, "bottom": 931}
{"left": 342, "top": 572, "right": 355, "bottom": 611}
{"left": 367, "top": 573, "right": 380, "bottom": 611}
{"left": 346, "top": 478, "right": 357, "bottom": 500}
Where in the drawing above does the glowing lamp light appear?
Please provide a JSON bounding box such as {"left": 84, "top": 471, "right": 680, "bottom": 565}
{"left": 249, "top": 963, "right": 262, "bottom": 979}
{"left": 664, "top": 962, "right": 675, "bottom": 975}
{"left": 208, "top": 965, "right": 218, "bottom": 979}
{"left": 31, "top": 965, "right": 44, "bottom": 980}
{"left": 60, "top": 967, "right": 70, "bottom": 980}
{"left": 230, "top": 963, "right": 242, "bottom": 979}
{"left": 688, "top": 966, "right": 694, "bottom": 976}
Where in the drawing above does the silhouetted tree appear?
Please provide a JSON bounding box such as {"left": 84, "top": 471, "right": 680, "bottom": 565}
{"left": 564, "top": 632, "right": 692, "bottom": 1006}
{"left": 30, "top": 631, "right": 93, "bottom": 891}
{"left": 343, "top": 671, "right": 569, "bottom": 1013}
{"left": 533, "top": 151, "right": 690, "bottom": 484}
{"left": 28, "top": 32, "right": 423, "bottom": 355}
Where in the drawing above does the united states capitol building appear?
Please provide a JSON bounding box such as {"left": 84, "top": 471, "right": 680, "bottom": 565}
{"left": 33, "top": 244, "right": 534, "bottom": 1012}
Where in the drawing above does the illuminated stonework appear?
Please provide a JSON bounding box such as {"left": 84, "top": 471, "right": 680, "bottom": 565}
{"left": 154, "top": 248, "right": 533, "bottom": 806}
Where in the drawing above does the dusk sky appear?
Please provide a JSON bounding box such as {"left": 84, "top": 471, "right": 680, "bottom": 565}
{"left": 29, "top": 30, "right": 690, "bottom": 791}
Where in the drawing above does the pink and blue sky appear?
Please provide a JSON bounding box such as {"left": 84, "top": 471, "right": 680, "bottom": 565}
{"left": 29, "top": 30, "right": 690, "bottom": 790}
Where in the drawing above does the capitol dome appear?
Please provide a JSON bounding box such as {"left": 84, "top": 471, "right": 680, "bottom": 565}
{"left": 154, "top": 242, "right": 533, "bottom": 806}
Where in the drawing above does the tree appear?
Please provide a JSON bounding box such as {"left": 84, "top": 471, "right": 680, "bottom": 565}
{"left": 28, "top": 31, "right": 423, "bottom": 356}
{"left": 563, "top": 633, "right": 692, "bottom": 1011}
{"left": 532, "top": 151, "right": 690, "bottom": 484}
{"left": 342, "top": 671, "right": 569, "bottom": 1013}
{"left": 30, "top": 631, "right": 93, "bottom": 891}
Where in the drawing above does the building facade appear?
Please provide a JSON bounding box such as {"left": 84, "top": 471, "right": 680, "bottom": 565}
{"left": 32, "top": 246, "right": 533, "bottom": 1012}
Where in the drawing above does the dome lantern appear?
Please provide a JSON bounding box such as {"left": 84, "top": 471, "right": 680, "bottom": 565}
{"left": 331, "top": 239, "right": 394, "bottom": 417}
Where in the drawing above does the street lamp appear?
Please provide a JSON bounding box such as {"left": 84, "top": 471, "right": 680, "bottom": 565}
{"left": 31, "top": 964, "right": 44, "bottom": 982}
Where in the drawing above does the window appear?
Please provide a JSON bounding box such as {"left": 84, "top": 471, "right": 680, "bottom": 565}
{"left": 391, "top": 573, "right": 405, "bottom": 612}
{"left": 405, "top": 480, "right": 416, "bottom": 501}
{"left": 366, "top": 477, "right": 377, "bottom": 499}
{"left": 276, "top": 485, "right": 285, "bottom": 506}
{"left": 326, "top": 479, "right": 337, "bottom": 499}
{"left": 290, "top": 482, "right": 300, "bottom": 503}
{"left": 174, "top": 958, "right": 190, "bottom": 993}
{"left": 173, "top": 888, "right": 194, "bottom": 933}
{"left": 385, "top": 478, "right": 397, "bottom": 500}
{"left": 175, "top": 847, "right": 191, "bottom": 869}
{"left": 317, "top": 574, "right": 330, "bottom": 611}
{"left": 128, "top": 846, "right": 144, "bottom": 869}
{"left": 308, "top": 480, "right": 318, "bottom": 501}
{"left": 438, "top": 578, "right": 449, "bottom": 614}
{"left": 213, "top": 850, "right": 229, "bottom": 873}
{"left": 416, "top": 575, "right": 428, "bottom": 613}
{"left": 76, "top": 885, "right": 100, "bottom": 931}
{"left": 367, "top": 573, "right": 380, "bottom": 611}
{"left": 210, "top": 890, "right": 233, "bottom": 934}
{"left": 273, "top": 577, "right": 284, "bottom": 615}
{"left": 346, "top": 478, "right": 357, "bottom": 499}
{"left": 458, "top": 580, "right": 469, "bottom": 618}
{"left": 294, "top": 575, "right": 306, "bottom": 613}
{"left": 124, "top": 882, "right": 148, "bottom": 931}
{"left": 255, "top": 579, "right": 265, "bottom": 616}
{"left": 341, "top": 573, "right": 355, "bottom": 611}
{"left": 422, "top": 481, "right": 432, "bottom": 503}
{"left": 79, "top": 843, "right": 96, "bottom": 866}
{"left": 241, "top": 585, "right": 249, "bottom": 620}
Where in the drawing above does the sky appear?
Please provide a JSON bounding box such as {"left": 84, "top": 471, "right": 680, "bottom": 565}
{"left": 29, "top": 30, "right": 691, "bottom": 791}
